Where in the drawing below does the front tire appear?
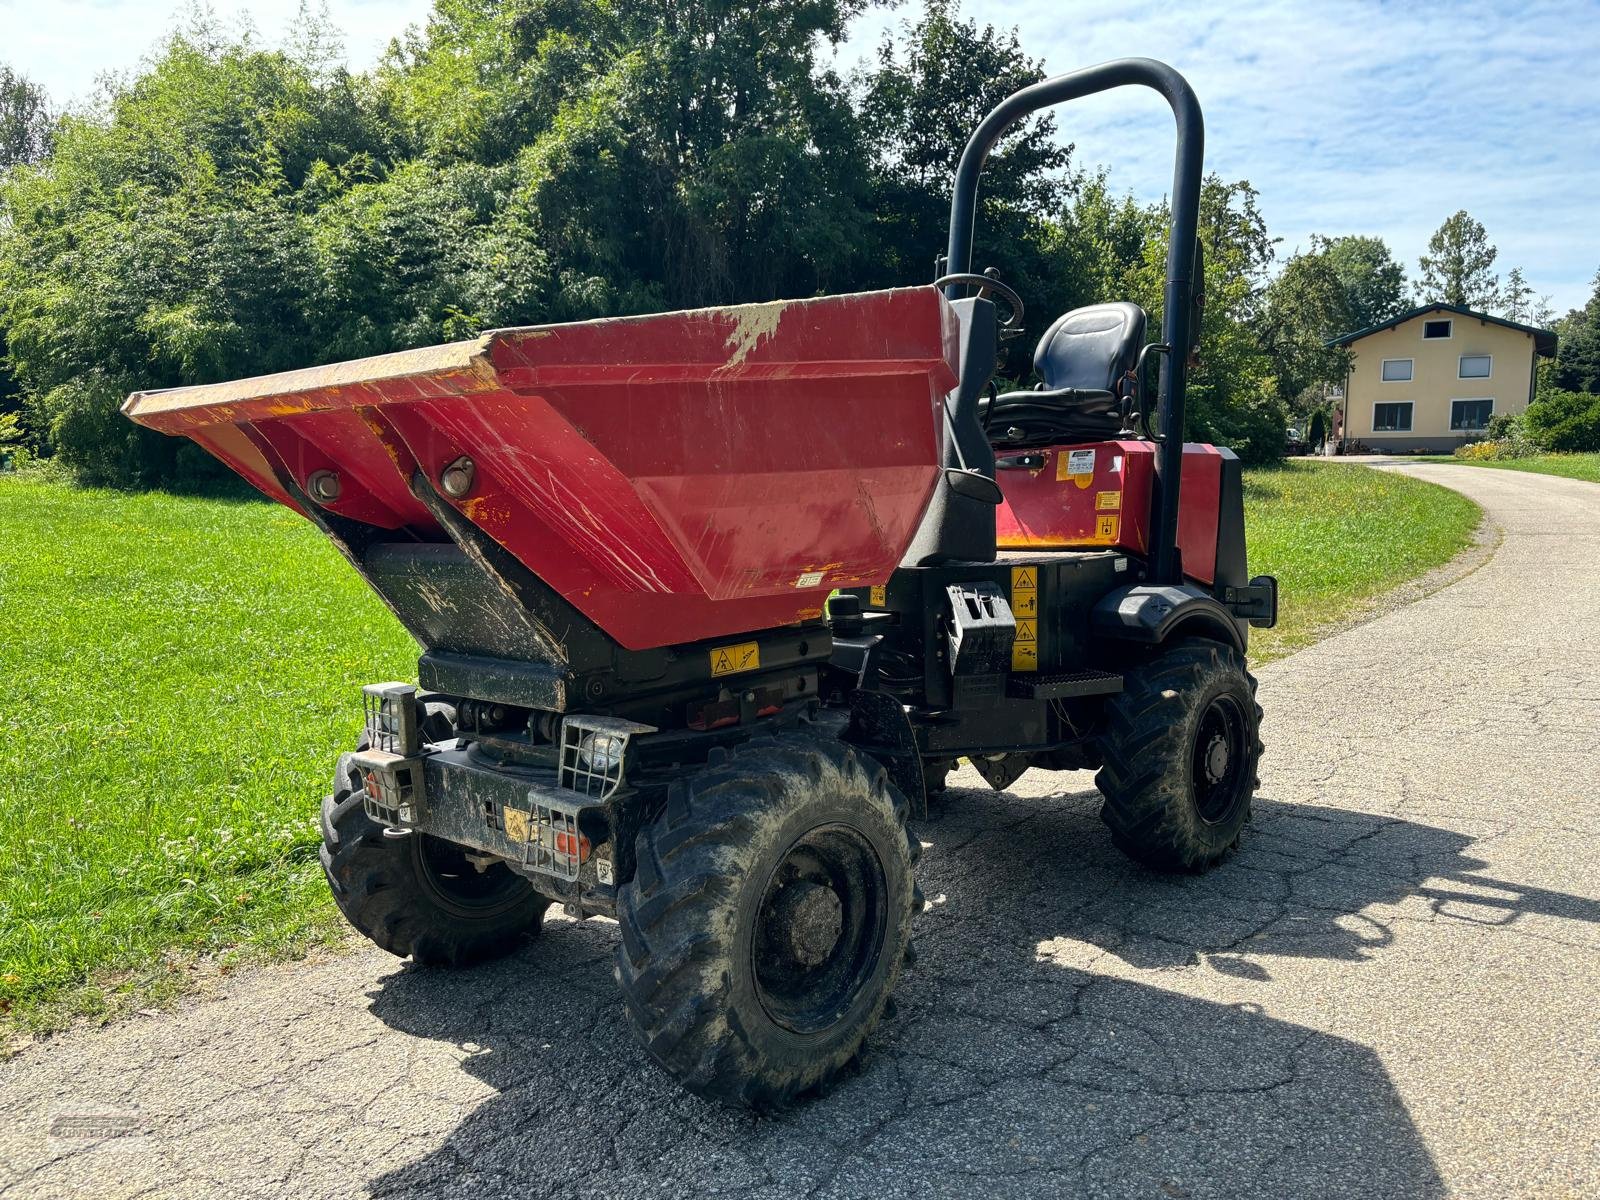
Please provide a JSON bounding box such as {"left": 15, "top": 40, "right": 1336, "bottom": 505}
{"left": 1096, "top": 637, "right": 1263, "bottom": 872}
{"left": 614, "top": 733, "right": 916, "bottom": 1110}
{"left": 319, "top": 750, "right": 550, "bottom": 966}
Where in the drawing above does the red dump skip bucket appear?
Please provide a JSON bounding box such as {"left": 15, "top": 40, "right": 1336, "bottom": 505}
{"left": 124, "top": 288, "right": 961, "bottom": 649}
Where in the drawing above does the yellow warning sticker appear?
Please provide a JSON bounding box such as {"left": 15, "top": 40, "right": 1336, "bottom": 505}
{"left": 869, "top": 585, "right": 887, "bottom": 607}
{"left": 1010, "top": 564, "right": 1040, "bottom": 671}
{"left": 710, "top": 641, "right": 761, "bottom": 677}
{"left": 502, "top": 807, "right": 532, "bottom": 843}
{"left": 1095, "top": 490, "right": 1122, "bottom": 511}
{"left": 1094, "top": 514, "right": 1121, "bottom": 543}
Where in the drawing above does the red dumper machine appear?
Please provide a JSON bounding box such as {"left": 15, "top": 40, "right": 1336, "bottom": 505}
{"left": 124, "top": 59, "right": 1275, "bottom": 1109}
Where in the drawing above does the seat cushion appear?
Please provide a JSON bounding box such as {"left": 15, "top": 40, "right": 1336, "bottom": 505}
{"left": 1033, "top": 302, "right": 1147, "bottom": 393}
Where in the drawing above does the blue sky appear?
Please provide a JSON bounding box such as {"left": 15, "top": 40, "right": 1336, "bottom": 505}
{"left": 5, "top": 0, "right": 1597, "bottom": 315}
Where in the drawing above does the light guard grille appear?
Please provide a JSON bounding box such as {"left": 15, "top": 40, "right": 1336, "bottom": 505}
{"left": 362, "top": 682, "right": 419, "bottom": 755}
{"left": 558, "top": 715, "right": 656, "bottom": 800}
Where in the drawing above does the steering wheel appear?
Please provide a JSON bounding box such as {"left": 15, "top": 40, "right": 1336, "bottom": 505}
{"left": 934, "top": 272, "right": 1025, "bottom": 336}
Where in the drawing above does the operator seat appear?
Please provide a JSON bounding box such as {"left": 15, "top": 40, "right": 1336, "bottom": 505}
{"left": 982, "top": 301, "right": 1147, "bottom": 447}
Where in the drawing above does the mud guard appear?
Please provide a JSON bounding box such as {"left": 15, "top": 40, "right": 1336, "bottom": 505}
{"left": 1091, "top": 583, "right": 1246, "bottom": 655}
{"left": 843, "top": 691, "right": 928, "bottom": 820}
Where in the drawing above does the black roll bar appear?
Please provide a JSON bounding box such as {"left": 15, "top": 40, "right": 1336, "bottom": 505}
{"left": 945, "top": 57, "right": 1204, "bottom": 586}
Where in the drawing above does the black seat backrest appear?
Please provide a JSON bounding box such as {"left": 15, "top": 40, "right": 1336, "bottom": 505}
{"left": 1034, "top": 302, "right": 1147, "bottom": 393}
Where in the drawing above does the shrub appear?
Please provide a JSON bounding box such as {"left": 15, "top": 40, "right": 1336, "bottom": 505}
{"left": 1524, "top": 389, "right": 1600, "bottom": 453}
{"left": 1453, "top": 411, "right": 1543, "bottom": 461}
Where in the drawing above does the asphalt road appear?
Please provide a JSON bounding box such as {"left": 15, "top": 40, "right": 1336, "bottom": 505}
{"left": 3, "top": 462, "right": 1597, "bottom": 1199}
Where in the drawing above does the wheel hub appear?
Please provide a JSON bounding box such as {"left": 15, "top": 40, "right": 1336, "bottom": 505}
{"left": 751, "top": 824, "right": 889, "bottom": 1036}
{"left": 1192, "top": 693, "right": 1250, "bottom": 825}
{"left": 771, "top": 880, "right": 844, "bottom": 966}
{"left": 1204, "top": 734, "right": 1231, "bottom": 784}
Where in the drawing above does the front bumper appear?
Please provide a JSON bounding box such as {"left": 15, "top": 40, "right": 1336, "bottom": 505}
{"left": 351, "top": 688, "right": 651, "bottom": 893}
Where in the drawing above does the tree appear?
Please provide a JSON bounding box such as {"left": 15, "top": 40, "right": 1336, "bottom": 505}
{"left": 0, "top": 22, "right": 393, "bottom": 482}
{"left": 1318, "top": 235, "right": 1407, "bottom": 331}
{"left": 1501, "top": 266, "right": 1535, "bottom": 323}
{"left": 1417, "top": 210, "right": 1500, "bottom": 309}
{"left": 1261, "top": 247, "right": 1352, "bottom": 409}
{"left": 1551, "top": 268, "right": 1600, "bottom": 394}
{"left": 0, "top": 64, "right": 51, "bottom": 169}
{"left": 378, "top": 0, "right": 876, "bottom": 310}
{"left": 857, "top": 0, "right": 1074, "bottom": 373}
{"left": 1115, "top": 178, "right": 1285, "bottom": 462}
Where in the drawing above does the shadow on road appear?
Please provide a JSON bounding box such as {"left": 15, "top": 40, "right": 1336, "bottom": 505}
{"left": 360, "top": 785, "right": 1596, "bottom": 1198}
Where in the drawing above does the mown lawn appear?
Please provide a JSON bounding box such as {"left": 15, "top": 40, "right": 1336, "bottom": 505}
{"left": 0, "top": 461, "right": 1478, "bottom": 1034}
{"left": 1242, "top": 460, "right": 1481, "bottom": 661}
{"left": 1418, "top": 452, "right": 1600, "bottom": 485}
{"left": 0, "top": 477, "right": 415, "bottom": 1037}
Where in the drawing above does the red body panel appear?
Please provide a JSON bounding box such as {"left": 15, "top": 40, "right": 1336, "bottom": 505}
{"left": 995, "top": 441, "right": 1224, "bottom": 585}
{"left": 124, "top": 289, "right": 961, "bottom": 649}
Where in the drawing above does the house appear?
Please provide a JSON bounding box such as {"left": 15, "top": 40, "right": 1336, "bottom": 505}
{"left": 1329, "top": 304, "right": 1557, "bottom": 452}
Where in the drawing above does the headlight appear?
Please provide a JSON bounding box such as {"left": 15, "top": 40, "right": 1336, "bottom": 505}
{"left": 558, "top": 715, "right": 657, "bottom": 799}
{"left": 577, "top": 731, "right": 625, "bottom": 773}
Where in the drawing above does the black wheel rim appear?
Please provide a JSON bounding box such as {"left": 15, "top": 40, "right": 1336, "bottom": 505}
{"left": 752, "top": 824, "right": 888, "bottom": 1036}
{"left": 413, "top": 834, "right": 532, "bottom": 918}
{"left": 1192, "top": 693, "right": 1250, "bottom": 824}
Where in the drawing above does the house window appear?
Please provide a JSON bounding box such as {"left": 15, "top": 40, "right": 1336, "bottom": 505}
{"left": 1380, "top": 358, "right": 1413, "bottom": 382}
{"left": 1451, "top": 399, "right": 1494, "bottom": 431}
{"left": 1423, "top": 319, "right": 1453, "bottom": 339}
{"left": 1373, "top": 402, "right": 1413, "bottom": 432}
{"left": 1459, "top": 354, "right": 1492, "bottom": 379}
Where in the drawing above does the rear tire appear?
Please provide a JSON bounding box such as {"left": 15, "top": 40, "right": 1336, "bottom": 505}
{"left": 1096, "top": 638, "right": 1263, "bottom": 872}
{"left": 320, "top": 748, "right": 549, "bottom": 966}
{"left": 614, "top": 733, "right": 916, "bottom": 1110}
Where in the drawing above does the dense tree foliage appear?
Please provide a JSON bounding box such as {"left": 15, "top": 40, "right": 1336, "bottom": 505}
{"left": 1261, "top": 248, "right": 1353, "bottom": 408}
{"left": 856, "top": 0, "right": 1075, "bottom": 374}
{"left": 1417, "top": 209, "right": 1500, "bottom": 309}
{"left": 1320, "top": 235, "right": 1407, "bottom": 331}
{"left": 0, "top": 65, "right": 51, "bottom": 170}
{"left": 0, "top": 5, "right": 1571, "bottom": 482}
{"left": 1550, "top": 270, "right": 1600, "bottom": 395}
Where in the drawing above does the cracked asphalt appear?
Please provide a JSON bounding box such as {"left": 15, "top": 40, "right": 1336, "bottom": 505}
{"left": 3, "top": 462, "right": 1598, "bottom": 1199}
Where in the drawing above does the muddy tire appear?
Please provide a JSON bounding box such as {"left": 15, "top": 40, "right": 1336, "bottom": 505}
{"left": 319, "top": 748, "right": 549, "bottom": 966}
{"left": 1097, "top": 637, "right": 1263, "bottom": 873}
{"left": 614, "top": 732, "right": 916, "bottom": 1110}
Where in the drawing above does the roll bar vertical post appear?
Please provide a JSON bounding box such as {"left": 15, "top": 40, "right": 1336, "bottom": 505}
{"left": 945, "top": 58, "right": 1204, "bottom": 586}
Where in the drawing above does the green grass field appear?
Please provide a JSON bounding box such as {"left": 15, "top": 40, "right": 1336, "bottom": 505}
{"left": 1418, "top": 452, "right": 1600, "bottom": 485}
{"left": 1242, "top": 461, "right": 1481, "bottom": 660}
{"left": 0, "top": 478, "right": 415, "bottom": 1035}
{"left": 0, "top": 462, "right": 1479, "bottom": 1034}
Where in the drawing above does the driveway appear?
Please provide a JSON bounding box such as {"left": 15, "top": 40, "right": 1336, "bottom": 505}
{"left": 2, "top": 463, "right": 1597, "bottom": 1199}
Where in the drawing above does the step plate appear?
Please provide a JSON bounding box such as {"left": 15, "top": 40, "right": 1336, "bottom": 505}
{"left": 1006, "top": 669, "right": 1123, "bottom": 701}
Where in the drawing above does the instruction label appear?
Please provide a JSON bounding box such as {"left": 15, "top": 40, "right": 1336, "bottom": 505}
{"left": 1095, "top": 490, "right": 1122, "bottom": 511}
{"left": 710, "top": 641, "right": 761, "bottom": 677}
{"left": 869, "top": 585, "right": 887, "bottom": 607}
